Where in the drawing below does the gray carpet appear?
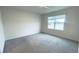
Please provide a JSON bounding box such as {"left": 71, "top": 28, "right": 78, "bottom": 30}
{"left": 4, "top": 33, "right": 78, "bottom": 53}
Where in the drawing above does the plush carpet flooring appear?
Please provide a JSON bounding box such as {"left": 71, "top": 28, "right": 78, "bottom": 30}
{"left": 4, "top": 33, "right": 78, "bottom": 53}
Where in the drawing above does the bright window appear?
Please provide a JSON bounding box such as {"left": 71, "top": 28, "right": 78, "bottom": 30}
{"left": 48, "top": 15, "right": 65, "bottom": 30}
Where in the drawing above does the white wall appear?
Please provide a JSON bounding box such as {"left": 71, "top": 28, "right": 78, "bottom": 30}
{"left": 2, "top": 7, "right": 41, "bottom": 40}
{"left": 41, "top": 6, "right": 79, "bottom": 42}
{"left": 0, "top": 9, "right": 5, "bottom": 53}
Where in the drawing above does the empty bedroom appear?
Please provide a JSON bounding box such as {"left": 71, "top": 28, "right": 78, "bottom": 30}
{"left": 0, "top": 6, "right": 79, "bottom": 53}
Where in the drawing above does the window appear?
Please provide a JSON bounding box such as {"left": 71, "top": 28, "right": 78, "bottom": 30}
{"left": 48, "top": 15, "right": 65, "bottom": 30}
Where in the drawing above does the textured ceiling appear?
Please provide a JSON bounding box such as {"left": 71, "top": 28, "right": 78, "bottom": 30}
{"left": 2, "top": 6, "right": 71, "bottom": 14}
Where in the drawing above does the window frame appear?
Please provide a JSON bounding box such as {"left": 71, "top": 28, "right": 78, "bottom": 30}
{"left": 48, "top": 15, "right": 66, "bottom": 31}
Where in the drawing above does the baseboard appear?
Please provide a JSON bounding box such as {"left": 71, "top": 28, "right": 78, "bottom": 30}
{"left": 78, "top": 43, "right": 79, "bottom": 53}
{"left": 41, "top": 32, "right": 78, "bottom": 43}
{"left": 6, "top": 32, "right": 41, "bottom": 41}
{"left": 0, "top": 40, "right": 5, "bottom": 53}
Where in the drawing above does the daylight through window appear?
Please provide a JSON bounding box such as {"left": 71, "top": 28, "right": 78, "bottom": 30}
{"left": 48, "top": 15, "right": 66, "bottom": 30}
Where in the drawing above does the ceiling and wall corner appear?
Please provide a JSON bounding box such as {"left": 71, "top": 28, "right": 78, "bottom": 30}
{"left": 1, "top": 6, "right": 71, "bottom": 14}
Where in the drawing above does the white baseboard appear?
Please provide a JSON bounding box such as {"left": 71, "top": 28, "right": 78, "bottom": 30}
{"left": 0, "top": 40, "right": 5, "bottom": 53}
{"left": 6, "top": 32, "right": 40, "bottom": 41}
{"left": 78, "top": 43, "right": 79, "bottom": 53}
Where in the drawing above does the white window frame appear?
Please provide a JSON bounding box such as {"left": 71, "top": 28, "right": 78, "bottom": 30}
{"left": 48, "top": 15, "right": 66, "bottom": 31}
